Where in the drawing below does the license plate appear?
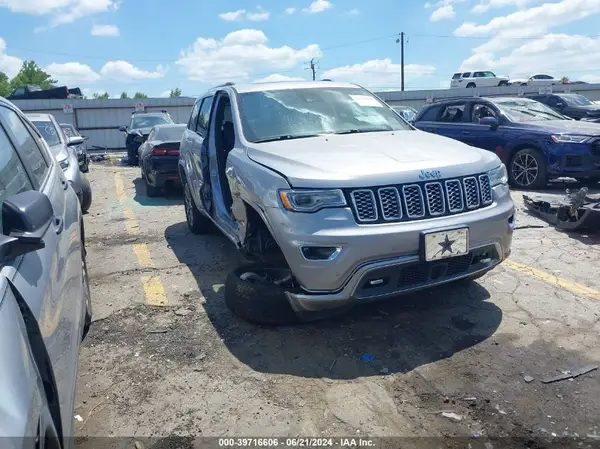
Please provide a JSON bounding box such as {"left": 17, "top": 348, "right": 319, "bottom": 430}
{"left": 423, "top": 228, "right": 469, "bottom": 262}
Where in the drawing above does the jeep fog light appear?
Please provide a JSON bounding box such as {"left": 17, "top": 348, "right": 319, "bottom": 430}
{"left": 301, "top": 246, "right": 341, "bottom": 261}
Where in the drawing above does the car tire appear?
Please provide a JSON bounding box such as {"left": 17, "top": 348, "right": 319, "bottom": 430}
{"left": 498, "top": 81, "right": 508, "bottom": 87}
{"left": 127, "top": 148, "right": 138, "bottom": 166}
{"left": 80, "top": 176, "right": 92, "bottom": 213}
{"left": 81, "top": 236, "right": 92, "bottom": 341}
{"left": 225, "top": 264, "right": 299, "bottom": 325}
{"left": 184, "top": 182, "right": 212, "bottom": 234}
{"left": 466, "top": 83, "right": 476, "bottom": 88}
{"left": 509, "top": 148, "right": 548, "bottom": 189}
{"left": 145, "top": 178, "right": 161, "bottom": 197}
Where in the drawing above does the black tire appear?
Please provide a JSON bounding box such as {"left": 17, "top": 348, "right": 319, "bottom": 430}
{"left": 183, "top": 181, "right": 212, "bottom": 234}
{"left": 508, "top": 148, "right": 548, "bottom": 189}
{"left": 466, "top": 83, "right": 476, "bottom": 88}
{"left": 225, "top": 264, "right": 299, "bottom": 325}
{"left": 80, "top": 176, "right": 92, "bottom": 213}
{"left": 127, "top": 148, "right": 138, "bottom": 166}
{"left": 81, "top": 233, "right": 92, "bottom": 341}
{"left": 145, "top": 178, "right": 161, "bottom": 197}
{"left": 498, "top": 81, "right": 508, "bottom": 87}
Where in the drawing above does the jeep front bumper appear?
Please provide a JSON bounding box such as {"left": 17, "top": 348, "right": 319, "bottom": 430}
{"left": 264, "top": 184, "right": 514, "bottom": 314}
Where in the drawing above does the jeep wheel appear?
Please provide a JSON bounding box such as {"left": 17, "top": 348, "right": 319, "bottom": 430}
{"left": 466, "top": 83, "right": 476, "bottom": 88}
{"left": 184, "top": 182, "right": 212, "bottom": 234}
{"left": 80, "top": 175, "right": 92, "bottom": 213}
{"left": 225, "top": 264, "right": 299, "bottom": 325}
{"left": 509, "top": 148, "right": 548, "bottom": 189}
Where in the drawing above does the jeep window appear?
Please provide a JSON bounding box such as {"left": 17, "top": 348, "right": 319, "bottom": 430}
{"left": 561, "top": 94, "right": 593, "bottom": 107}
{"left": 188, "top": 101, "right": 200, "bottom": 131}
{"left": 452, "top": 73, "right": 461, "bottom": 80}
{"left": 462, "top": 72, "right": 471, "bottom": 78}
{"left": 473, "top": 72, "right": 483, "bottom": 78}
{"left": 31, "top": 120, "right": 61, "bottom": 147}
{"left": 131, "top": 115, "right": 171, "bottom": 129}
{"left": 439, "top": 104, "right": 465, "bottom": 123}
{"left": 418, "top": 105, "right": 440, "bottom": 122}
{"left": 237, "top": 87, "right": 410, "bottom": 143}
{"left": 197, "top": 96, "right": 213, "bottom": 134}
{"left": 483, "top": 71, "right": 496, "bottom": 77}
{"left": 471, "top": 104, "right": 497, "bottom": 123}
{"left": 494, "top": 98, "right": 565, "bottom": 122}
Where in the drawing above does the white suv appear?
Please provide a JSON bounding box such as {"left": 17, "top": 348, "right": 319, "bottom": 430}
{"left": 451, "top": 71, "right": 510, "bottom": 89}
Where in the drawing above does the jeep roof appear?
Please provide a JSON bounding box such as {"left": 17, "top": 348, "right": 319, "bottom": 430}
{"left": 208, "top": 80, "right": 361, "bottom": 94}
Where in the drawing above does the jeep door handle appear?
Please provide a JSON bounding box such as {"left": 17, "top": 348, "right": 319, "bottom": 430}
{"left": 54, "top": 216, "right": 64, "bottom": 234}
{"left": 61, "top": 178, "right": 69, "bottom": 190}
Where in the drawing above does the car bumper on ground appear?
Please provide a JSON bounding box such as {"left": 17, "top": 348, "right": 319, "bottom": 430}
{"left": 265, "top": 185, "right": 515, "bottom": 315}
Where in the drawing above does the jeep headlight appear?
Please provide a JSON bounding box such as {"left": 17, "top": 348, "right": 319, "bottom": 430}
{"left": 551, "top": 135, "right": 590, "bottom": 144}
{"left": 488, "top": 164, "right": 508, "bottom": 187}
{"left": 58, "top": 157, "right": 70, "bottom": 170}
{"left": 279, "top": 189, "right": 346, "bottom": 213}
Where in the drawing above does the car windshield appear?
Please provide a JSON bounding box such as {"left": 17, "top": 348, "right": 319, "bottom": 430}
{"left": 155, "top": 126, "right": 186, "bottom": 141}
{"left": 31, "top": 120, "right": 62, "bottom": 146}
{"left": 60, "top": 124, "right": 78, "bottom": 138}
{"left": 562, "top": 94, "right": 594, "bottom": 107}
{"left": 237, "top": 87, "right": 412, "bottom": 143}
{"left": 131, "top": 115, "right": 171, "bottom": 129}
{"left": 494, "top": 99, "right": 566, "bottom": 122}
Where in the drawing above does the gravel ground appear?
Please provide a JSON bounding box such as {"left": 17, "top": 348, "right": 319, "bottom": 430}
{"left": 74, "top": 158, "right": 600, "bottom": 449}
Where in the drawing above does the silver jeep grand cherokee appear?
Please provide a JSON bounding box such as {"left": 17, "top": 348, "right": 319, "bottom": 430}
{"left": 178, "top": 81, "right": 515, "bottom": 324}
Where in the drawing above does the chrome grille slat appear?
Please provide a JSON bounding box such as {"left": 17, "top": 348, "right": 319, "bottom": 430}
{"left": 351, "top": 189, "right": 378, "bottom": 222}
{"left": 378, "top": 187, "right": 402, "bottom": 220}
{"left": 445, "top": 179, "right": 464, "bottom": 212}
{"left": 463, "top": 177, "right": 480, "bottom": 209}
{"left": 478, "top": 174, "right": 493, "bottom": 205}
{"left": 402, "top": 185, "right": 425, "bottom": 218}
{"left": 424, "top": 182, "right": 445, "bottom": 216}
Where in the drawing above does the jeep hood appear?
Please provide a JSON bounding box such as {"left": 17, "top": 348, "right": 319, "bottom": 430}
{"left": 247, "top": 130, "right": 502, "bottom": 188}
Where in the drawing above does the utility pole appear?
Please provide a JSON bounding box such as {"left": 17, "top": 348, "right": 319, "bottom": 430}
{"left": 396, "top": 32, "right": 405, "bottom": 91}
{"left": 305, "top": 58, "right": 318, "bottom": 81}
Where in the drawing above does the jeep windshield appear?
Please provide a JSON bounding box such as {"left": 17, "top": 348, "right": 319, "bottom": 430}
{"left": 237, "top": 87, "right": 411, "bottom": 143}
{"left": 131, "top": 115, "right": 171, "bottom": 130}
{"left": 494, "top": 99, "right": 566, "bottom": 122}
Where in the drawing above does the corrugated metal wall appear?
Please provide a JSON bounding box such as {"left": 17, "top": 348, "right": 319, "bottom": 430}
{"left": 11, "top": 97, "right": 195, "bottom": 151}
{"left": 10, "top": 83, "right": 600, "bottom": 150}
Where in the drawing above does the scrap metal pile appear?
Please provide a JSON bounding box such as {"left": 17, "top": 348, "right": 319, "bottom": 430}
{"left": 523, "top": 187, "right": 600, "bottom": 232}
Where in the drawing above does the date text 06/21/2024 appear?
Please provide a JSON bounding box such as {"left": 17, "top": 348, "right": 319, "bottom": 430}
{"left": 217, "top": 438, "right": 375, "bottom": 447}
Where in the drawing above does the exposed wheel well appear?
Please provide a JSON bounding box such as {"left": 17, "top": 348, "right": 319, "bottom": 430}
{"left": 242, "top": 202, "right": 288, "bottom": 266}
{"left": 178, "top": 165, "right": 187, "bottom": 185}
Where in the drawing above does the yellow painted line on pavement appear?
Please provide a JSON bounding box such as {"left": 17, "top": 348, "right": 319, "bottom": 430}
{"left": 113, "top": 170, "right": 168, "bottom": 306}
{"left": 504, "top": 259, "right": 600, "bottom": 300}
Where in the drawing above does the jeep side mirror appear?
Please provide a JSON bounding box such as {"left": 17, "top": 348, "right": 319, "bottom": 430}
{"left": 67, "top": 136, "right": 85, "bottom": 146}
{"left": 479, "top": 116, "right": 499, "bottom": 128}
{"left": 0, "top": 191, "right": 54, "bottom": 261}
{"left": 119, "top": 126, "right": 127, "bottom": 132}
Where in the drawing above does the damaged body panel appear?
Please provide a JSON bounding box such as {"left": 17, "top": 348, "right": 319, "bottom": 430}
{"left": 523, "top": 187, "right": 600, "bottom": 231}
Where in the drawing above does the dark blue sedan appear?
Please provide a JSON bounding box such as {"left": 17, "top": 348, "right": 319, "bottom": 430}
{"left": 413, "top": 96, "right": 600, "bottom": 188}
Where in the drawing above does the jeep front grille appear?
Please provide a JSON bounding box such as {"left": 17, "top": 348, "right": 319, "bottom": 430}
{"left": 348, "top": 174, "right": 493, "bottom": 224}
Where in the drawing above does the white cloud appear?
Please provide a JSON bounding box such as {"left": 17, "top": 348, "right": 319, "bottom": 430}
{"left": 472, "top": 0, "right": 542, "bottom": 14}
{"left": 219, "top": 8, "right": 270, "bottom": 21}
{"left": 0, "top": 38, "right": 22, "bottom": 78}
{"left": 425, "top": 0, "right": 465, "bottom": 9}
{"left": 322, "top": 59, "right": 436, "bottom": 88}
{"left": 46, "top": 62, "right": 101, "bottom": 84}
{"left": 176, "top": 29, "right": 321, "bottom": 83}
{"left": 159, "top": 90, "right": 171, "bottom": 98}
{"left": 580, "top": 75, "right": 600, "bottom": 83}
{"left": 100, "top": 60, "right": 166, "bottom": 80}
{"left": 254, "top": 73, "right": 305, "bottom": 83}
{"left": 303, "top": 0, "right": 333, "bottom": 13}
{"left": 430, "top": 5, "right": 455, "bottom": 21}
{"left": 285, "top": 7, "right": 296, "bottom": 14}
{"left": 91, "top": 24, "right": 119, "bottom": 36}
{"left": 347, "top": 8, "right": 360, "bottom": 15}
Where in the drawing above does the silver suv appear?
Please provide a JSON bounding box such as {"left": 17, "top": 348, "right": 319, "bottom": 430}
{"left": 179, "top": 81, "right": 515, "bottom": 324}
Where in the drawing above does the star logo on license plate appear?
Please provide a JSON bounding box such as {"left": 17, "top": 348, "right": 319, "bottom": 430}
{"left": 438, "top": 234, "right": 456, "bottom": 255}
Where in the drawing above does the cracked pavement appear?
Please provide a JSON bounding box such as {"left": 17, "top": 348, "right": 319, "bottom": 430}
{"left": 74, "top": 163, "right": 600, "bottom": 448}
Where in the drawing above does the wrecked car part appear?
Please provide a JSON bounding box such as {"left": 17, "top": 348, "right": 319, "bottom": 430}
{"left": 541, "top": 365, "right": 598, "bottom": 384}
{"left": 523, "top": 187, "right": 600, "bottom": 231}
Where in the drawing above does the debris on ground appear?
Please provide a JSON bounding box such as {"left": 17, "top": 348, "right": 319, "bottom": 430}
{"left": 523, "top": 375, "right": 535, "bottom": 383}
{"left": 148, "top": 329, "right": 169, "bottom": 334}
{"left": 89, "top": 154, "right": 107, "bottom": 162}
{"left": 541, "top": 365, "right": 599, "bottom": 384}
{"left": 380, "top": 367, "right": 389, "bottom": 374}
{"left": 173, "top": 308, "right": 192, "bottom": 317}
{"left": 441, "top": 412, "right": 463, "bottom": 422}
{"left": 328, "top": 359, "right": 337, "bottom": 372}
{"left": 523, "top": 187, "right": 600, "bottom": 232}
{"left": 74, "top": 414, "right": 83, "bottom": 422}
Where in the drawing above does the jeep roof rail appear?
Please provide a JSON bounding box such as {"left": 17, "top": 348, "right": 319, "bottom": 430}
{"left": 212, "top": 82, "right": 235, "bottom": 89}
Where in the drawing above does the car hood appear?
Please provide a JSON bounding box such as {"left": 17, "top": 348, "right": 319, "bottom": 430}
{"left": 246, "top": 130, "right": 502, "bottom": 188}
{"left": 520, "top": 120, "right": 600, "bottom": 135}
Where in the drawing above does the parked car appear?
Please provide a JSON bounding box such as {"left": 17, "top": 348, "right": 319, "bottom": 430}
{"left": 451, "top": 71, "right": 510, "bottom": 89}
{"left": 7, "top": 84, "right": 83, "bottom": 100}
{"left": 0, "top": 97, "right": 91, "bottom": 447}
{"left": 138, "top": 123, "right": 187, "bottom": 196}
{"left": 119, "top": 110, "right": 174, "bottom": 165}
{"left": 178, "top": 81, "right": 514, "bottom": 325}
{"left": 60, "top": 123, "right": 90, "bottom": 173}
{"left": 26, "top": 113, "right": 93, "bottom": 212}
{"left": 413, "top": 96, "right": 600, "bottom": 188}
{"left": 508, "top": 74, "right": 559, "bottom": 87}
{"left": 526, "top": 93, "right": 600, "bottom": 122}
{"left": 391, "top": 105, "right": 418, "bottom": 123}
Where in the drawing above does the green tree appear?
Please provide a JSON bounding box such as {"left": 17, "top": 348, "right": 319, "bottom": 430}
{"left": 133, "top": 92, "right": 148, "bottom": 99}
{"left": 120, "top": 92, "right": 129, "bottom": 99}
{"left": 561, "top": 76, "right": 570, "bottom": 84}
{"left": 93, "top": 92, "right": 110, "bottom": 99}
{"left": 10, "top": 60, "right": 57, "bottom": 90}
{"left": 169, "top": 88, "right": 182, "bottom": 98}
{"left": 0, "top": 72, "right": 11, "bottom": 97}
